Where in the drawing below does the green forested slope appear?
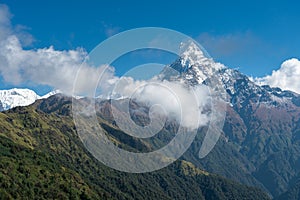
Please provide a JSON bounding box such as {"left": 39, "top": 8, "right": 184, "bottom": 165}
{"left": 0, "top": 96, "right": 270, "bottom": 199}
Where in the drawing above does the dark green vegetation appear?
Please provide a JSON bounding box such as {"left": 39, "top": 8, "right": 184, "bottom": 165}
{"left": 0, "top": 95, "right": 270, "bottom": 199}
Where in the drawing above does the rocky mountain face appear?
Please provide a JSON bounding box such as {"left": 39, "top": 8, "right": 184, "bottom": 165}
{"left": 164, "top": 42, "right": 300, "bottom": 197}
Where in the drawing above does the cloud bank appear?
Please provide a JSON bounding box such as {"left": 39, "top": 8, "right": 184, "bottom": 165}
{"left": 110, "top": 76, "right": 210, "bottom": 129}
{"left": 0, "top": 4, "right": 111, "bottom": 95}
{"left": 255, "top": 58, "right": 300, "bottom": 94}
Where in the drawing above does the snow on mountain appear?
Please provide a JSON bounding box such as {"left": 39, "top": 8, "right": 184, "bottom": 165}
{"left": 0, "top": 88, "right": 39, "bottom": 111}
{"left": 164, "top": 41, "right": 300, "bottom": 109}
{"left": 160, "top": 41, "right": 226, "bottom": 86}
{"left": 0, "top": 88, "right": 60, "bottom": 111}
{"left": 179, "top": 41, "right": 225, "bottom": 84}
{"left": 40, "top": 90, "right": 62, "bottom": 99}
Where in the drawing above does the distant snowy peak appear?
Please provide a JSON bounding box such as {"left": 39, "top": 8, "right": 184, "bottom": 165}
{"left": 40, "top": 90, "right": 62, "bottom": 99}
{"left": 0, "top": 88, "right": 40, "bottom": 111}
{"left": 0, "top": 88, "right": 60, "bottom": 111}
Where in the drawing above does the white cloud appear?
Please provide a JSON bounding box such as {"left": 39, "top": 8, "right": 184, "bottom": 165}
{"left": 0, "top": 34, "right": 110, "bottom": 95}
{"left": 0, "top": 4, "right": 12, "bottom": 41}
{"left": 255, "top": 58, "right": 300, "bottom": 94}
{"left": 0, "top": 4, "right": 34, "bottom": 46}
{"left": 0, "top": 4, "right": 115, "bottom": 95}
{"left": 134, "top": 81, "right": 209, "bottom": 129}
{"left": 108, "top": 76, "right": 210, "bottom": 129}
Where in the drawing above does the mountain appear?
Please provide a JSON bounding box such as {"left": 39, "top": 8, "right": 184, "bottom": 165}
{"left": 0, "top": 95, "right": 270, "bottom": 199}
{"left": 0, "top": 88, "right": 60, "bottom": 111}
{"left": 160, "top": 41, "right": 225, "bottom": 85}
{"left": 1, "top": 41, "right": 299, "bottom": 199}
{"left": 164, "top": 41, "right": 300, "bottom": 198}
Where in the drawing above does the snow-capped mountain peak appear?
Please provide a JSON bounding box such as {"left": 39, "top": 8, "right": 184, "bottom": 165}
{"left": 180, "top": 41, "right": 206, "bottom": 66}
{"left": 0, "top": 88, "right": 60, "bottom": 111}
{"left": 180, "top": 41, "right": 225, "bottom": 74}
{"left": 162, "top": 41, "right": 300, "bottom": 110}
{"left": 161, "top": 41, "right": 226, "bottom": 85}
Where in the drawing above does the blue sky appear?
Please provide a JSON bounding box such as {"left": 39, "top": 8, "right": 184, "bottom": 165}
{"left": 1, "top": 0, "right": 300, "bottom": 94}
